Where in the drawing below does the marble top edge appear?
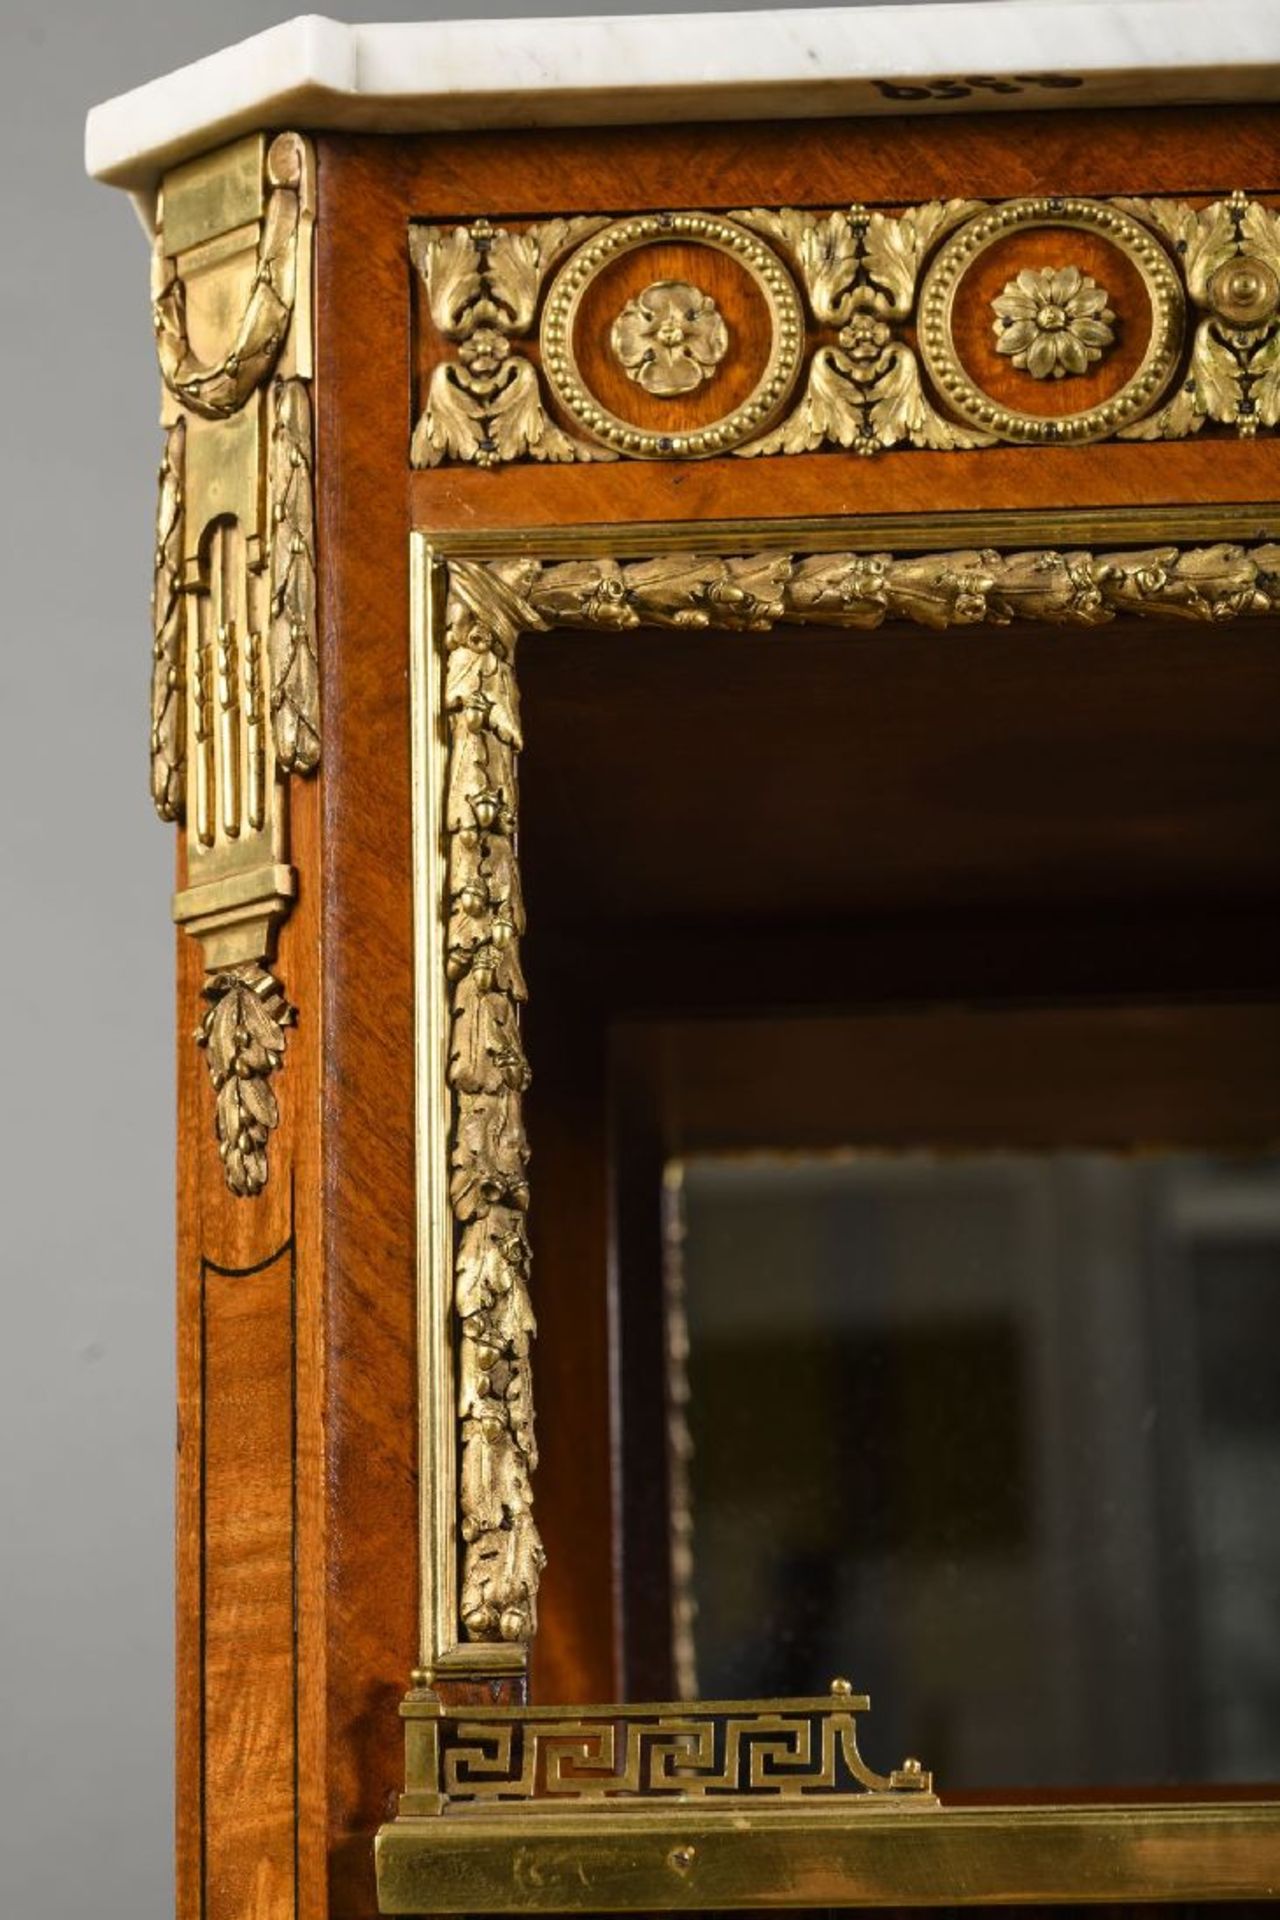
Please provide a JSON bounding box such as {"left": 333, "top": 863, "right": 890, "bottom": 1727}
{"left": 86, "top": 3, "right": 1280, "bottom": 200}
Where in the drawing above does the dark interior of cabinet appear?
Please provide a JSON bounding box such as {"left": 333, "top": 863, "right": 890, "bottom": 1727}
{"left": 515, "top": 613, "right": 1280, "bottom": 1793}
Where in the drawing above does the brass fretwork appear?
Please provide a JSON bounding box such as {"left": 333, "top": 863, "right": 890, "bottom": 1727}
{"left": 398, "top": 1685, "right": 931, "bottom": 1817}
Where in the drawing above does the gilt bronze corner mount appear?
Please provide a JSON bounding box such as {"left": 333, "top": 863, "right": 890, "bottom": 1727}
{"left": 150, "top": 132, "right": 319, "bottom": 1197}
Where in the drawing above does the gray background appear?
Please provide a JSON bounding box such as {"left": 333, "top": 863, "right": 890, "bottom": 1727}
{"left": 0, "top": 0, "right": 1132, "bottom": 1914}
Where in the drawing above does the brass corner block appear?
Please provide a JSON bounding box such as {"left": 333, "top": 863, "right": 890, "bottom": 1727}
{"left": 150, "top": 131, "right": 318, "bottom": 1198}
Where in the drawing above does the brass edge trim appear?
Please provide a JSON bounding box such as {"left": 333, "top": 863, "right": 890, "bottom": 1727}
{"left": 376, "top": 1801, "right": 1280, "bottom": 1912}
{"left": 661, "top": 1161, "right": 698, "bottom": 1701}
{"left": 424, "top": 500, "right": 1280, "bottom": 563}
{"left": 430, "top": 1643, "right": 530, "bottom": 1678}
{"left": 376, "top": 1789, "right": 1280, "bottom": 1912}
{"left": 378, "top": 1800, "right": 1280, "bottom": 1835}
{"left": 412, "top": 537, "right": 459, "bottom": 1670}
{"left": 402, "top": 1692, "right": 873, "bottom": 1719}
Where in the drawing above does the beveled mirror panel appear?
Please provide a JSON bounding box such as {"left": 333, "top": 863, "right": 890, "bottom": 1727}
{"left": 673, "top": 1147, "right": 1280, "bottom": 1788}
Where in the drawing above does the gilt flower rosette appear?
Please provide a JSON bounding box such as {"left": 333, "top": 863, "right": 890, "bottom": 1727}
{"left": 991, "top": 265, "right": 1116, "bottom": 379}
{"left": 611, "top": 279, "right": 730, "bottom": 395}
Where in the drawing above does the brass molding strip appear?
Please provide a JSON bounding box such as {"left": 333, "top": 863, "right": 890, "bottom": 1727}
{"left": 662, "top": 1163, "right": 698, "bottom": 1703}
{"left": 411, "top": 537, "right": 460, "bottom": 1673}
{"left": 152, "top": 130, "right": 319, "bottom": 1198}
{"left": 377, "top": 1799, "right": 1280, "bottom": 1911}
{"left": 429, "top": 500, "right": 1280, "bottom": 563}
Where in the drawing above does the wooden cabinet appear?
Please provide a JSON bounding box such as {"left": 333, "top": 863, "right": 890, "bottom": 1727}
{"left": 87, "top": 10, "right": 1280, "bottom": 1915}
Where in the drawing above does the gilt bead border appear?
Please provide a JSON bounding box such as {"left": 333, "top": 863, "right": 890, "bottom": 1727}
{"left": 918, "top": 196, "right": 1186, "bottom": 445}
{"left": 540, "top": 213, "right": 805, "bottom": 459}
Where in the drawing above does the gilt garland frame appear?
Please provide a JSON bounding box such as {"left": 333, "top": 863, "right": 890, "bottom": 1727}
{"left": 380, "top": 503, "right": 1280, "bottom": 1913}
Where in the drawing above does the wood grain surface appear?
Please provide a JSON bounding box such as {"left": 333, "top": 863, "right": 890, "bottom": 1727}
{"left": 201, "top": 1237, "right": 297, "bottom": 1920}
{"left": 176, "top": 769, "right": 326, "bottom": 1920}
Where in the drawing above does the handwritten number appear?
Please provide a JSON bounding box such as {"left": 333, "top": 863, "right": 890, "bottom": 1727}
{"left": 872, "top": 72, "right": 1085, "bottom": 102}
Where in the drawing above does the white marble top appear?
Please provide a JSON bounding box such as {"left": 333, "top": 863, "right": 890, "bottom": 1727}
{"left": 87, "top": 2, "right": 1280, "bottom": 205}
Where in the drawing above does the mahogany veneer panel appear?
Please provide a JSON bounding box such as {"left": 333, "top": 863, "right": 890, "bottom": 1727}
{"left": 517, "top": 620, "right": 1280, "bottom": 929}
{"left": 615, "top": 1003, "right": 1280, "bottom": 1156}
{"left": 202, "top": 1243, "right": 297, "bottom": 1917}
